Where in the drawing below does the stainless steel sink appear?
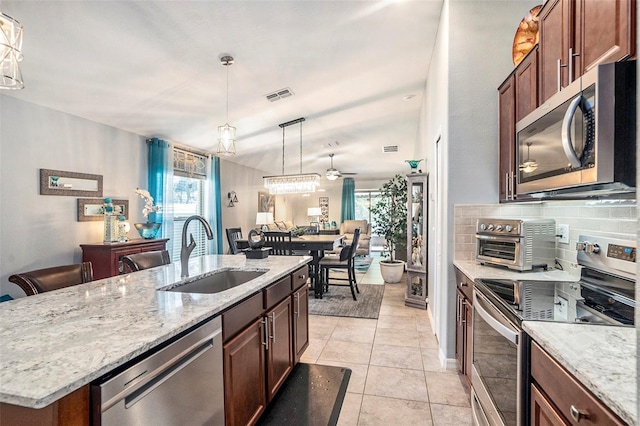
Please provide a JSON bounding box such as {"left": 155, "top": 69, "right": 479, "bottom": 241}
{"left": 163, "top": 270, "right": 266, "bottom": 294}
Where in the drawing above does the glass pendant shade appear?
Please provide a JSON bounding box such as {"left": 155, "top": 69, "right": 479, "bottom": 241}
{"left": 263, "top": 173, "right": 321, "bottom": 194}
{"left": 217, "top": 123, "right": 236, "bottom": 156}
{"left": 0, "top": 13, "right": 24, "bottom": 90}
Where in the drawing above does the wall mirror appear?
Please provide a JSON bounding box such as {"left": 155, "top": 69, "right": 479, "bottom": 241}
{"left": 40, "top": 169, "right": 103, "bottom": 197}
{"left": 77, "top": 198, "right": 128, "bottom": 222}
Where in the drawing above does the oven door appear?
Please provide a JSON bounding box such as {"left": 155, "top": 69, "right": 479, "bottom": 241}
{"left": 472, "top": 290, "right": 521, "bottom": 426}
{"left": 475, "top": 234, "right": 522, "bottom": 269}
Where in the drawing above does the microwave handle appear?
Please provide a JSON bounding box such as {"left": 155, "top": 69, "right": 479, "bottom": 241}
{"left": 561, "top": 95, "right": 583, "bottom": 168}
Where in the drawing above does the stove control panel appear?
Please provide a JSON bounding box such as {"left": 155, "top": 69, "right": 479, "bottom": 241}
{"left": 608, "top": 244, "right": 636, "bottom": 263}
{"left": 577, "top": 235, "right": 637, "bottom": 280}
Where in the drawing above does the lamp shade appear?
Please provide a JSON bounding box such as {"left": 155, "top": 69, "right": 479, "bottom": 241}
{"left": 256, "top": 212, "right": 274, "bottom": 225}
{"left": 307, "top": 207, "right": 322, "bottom": 216}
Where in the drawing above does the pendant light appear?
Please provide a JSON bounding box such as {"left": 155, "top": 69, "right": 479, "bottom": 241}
{"left": 263, "top": 117, "right": 321, "bottom": 194}
{"left": 520, "top": 142, "right": 538, "bottom": 173}
{"left": 217, "top": 55, "right": 236, "bottom": 156}
{"left": 0, "top": 12, "right": 24, "bottom": 90}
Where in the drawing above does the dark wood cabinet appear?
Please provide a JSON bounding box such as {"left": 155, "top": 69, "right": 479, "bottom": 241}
{"left": 80, "top": 238, "right": 169, "bottom": 280}
{"left": 498, "top": 74, "right": 516, "bottom": 203}
{"left": 265, "top": 297, "right": 293, "bottom": 401}
{"left": 292, "top": 285, "right": 309, "bottom": 363}
{"left": 538, "top": 0, "right": 635, "bottom": 104}
{"left": 454, "top": 267, "right": 473, "bottom": 386}
{"left": 530, "top": 341, "right": 625, "bottom": 426}
{"left": 515, "top": 46, "right": 539, "bottom": 122}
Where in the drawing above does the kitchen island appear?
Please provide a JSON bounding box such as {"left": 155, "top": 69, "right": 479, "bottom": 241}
{"left": 0, "top": 254, "right": 311, "bottom": 410}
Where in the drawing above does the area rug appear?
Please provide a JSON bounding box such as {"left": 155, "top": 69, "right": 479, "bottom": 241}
{"left": 308, "top": 284, "right": 384, "bottom": 319}
{"left": 329, "top": 255, "right": 373, "bottom": 275}
{"left": 257, "top": 363, "right": 351, "bottom": 426}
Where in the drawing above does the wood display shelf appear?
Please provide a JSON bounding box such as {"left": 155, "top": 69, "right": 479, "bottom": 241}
{"left": 81, "top": 238, "right": 169, "bottom": 280}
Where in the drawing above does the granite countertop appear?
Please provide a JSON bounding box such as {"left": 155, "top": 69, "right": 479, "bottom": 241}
{"left": 0, "top": 254, "right": 311, "bottom": 409}
{"left": 453, "top": 259, "right": 579, "bottom": 282}
{"left": 524, "top": 322, "right": 636, "bottom": 425}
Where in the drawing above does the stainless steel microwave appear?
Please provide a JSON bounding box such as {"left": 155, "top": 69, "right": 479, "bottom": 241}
{"left": 515, "top": 60, "right": 636, "bottom": 198}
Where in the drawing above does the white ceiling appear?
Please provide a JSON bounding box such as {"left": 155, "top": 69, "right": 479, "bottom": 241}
{"left": 2, "top": 0, "right": 443, "bottom": 180}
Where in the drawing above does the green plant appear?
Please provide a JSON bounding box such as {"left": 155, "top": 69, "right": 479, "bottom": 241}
{"left": 370, "top": 174, "right": 407, "bottom": 263}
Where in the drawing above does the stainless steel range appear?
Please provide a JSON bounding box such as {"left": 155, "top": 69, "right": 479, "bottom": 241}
{"left": 475, "top": 218, "right": 556, "bottom": 271}
{"left": 471, "top": 235, "right": 636, "bottom": 426}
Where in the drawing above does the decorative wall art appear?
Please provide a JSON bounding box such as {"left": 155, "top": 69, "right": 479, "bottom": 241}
{"left": 319, "top": 196, "right": 329, "bottom": 223}
{"left": 258, "top": 191, "right": 276, "bottom": 215}
{"left": 77, "top": 198, "right": 128, "bottom": 222}
{"left": 40, "top": 169, "right": 103, "bottom": 197}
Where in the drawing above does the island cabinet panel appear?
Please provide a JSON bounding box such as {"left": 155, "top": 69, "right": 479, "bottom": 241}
{"left": 530, "top": 341, "right": 625, "bottom": 426}
{"left": 80, "top": 238, "right": 169, "bottom": 280}
{"left": 0, "top": 385, "right": 90, "bottom": 426}
{"left": 222, "top": 292, "right": 264, "bottom": 342}
{"left": 292, "top": 285, "right": 309, "bottom": 363}
{"left": 265, "top": 297, "right": 294, "bottom": 401}
{"left": 223, "top": 318, "right": 267, "bottom": 426}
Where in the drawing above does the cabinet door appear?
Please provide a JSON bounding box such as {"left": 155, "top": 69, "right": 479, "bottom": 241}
{"left": 223, "top": 318, "right": 267, "bottom": 426}
{"left": 515, "top": 47, "right": 538, "bottom": 122}
{"left": 265, "top": 297, "right": 293, "bottom": 401}
{"left": 292, "top": 286, "right": 309, "bottom": 363}
{"left": 455, "top": 290, "right": 465, "bottom": 373}
{"left": 463, "top": 298, "right": 472, "bottom": 386}
{"left": 498, "top": 74, "right": 516, "bottom": 202}
{"left": 531, "top": 383, "right": 568, "bottom": 426}
{"left": 576, "top": 0, "right": 635, "bottom": 75}
{"left": 538, "top": 0, "right": 573, "bottom": 103}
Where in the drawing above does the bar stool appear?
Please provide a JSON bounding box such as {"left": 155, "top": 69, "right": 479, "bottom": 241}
{"left": 9, "top": 262, "right": 94, "bottom": 296}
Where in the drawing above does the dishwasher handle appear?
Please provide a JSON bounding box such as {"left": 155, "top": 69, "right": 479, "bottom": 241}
{"left": 124, "top": 340, "right": 214, "bottom": 409}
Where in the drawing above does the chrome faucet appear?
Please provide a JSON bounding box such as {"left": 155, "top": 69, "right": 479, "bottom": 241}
{"left": 181, "top": 215, "right": 214, "bottom": 278}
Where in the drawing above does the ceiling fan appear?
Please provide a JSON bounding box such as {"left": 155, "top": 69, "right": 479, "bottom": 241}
{"left": 325, "top": 153, "right": 357, "bottom": 180}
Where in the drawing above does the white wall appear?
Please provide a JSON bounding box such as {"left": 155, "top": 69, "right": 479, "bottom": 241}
{"left": 1, "top": 96, "right": 147, "bottom": 298}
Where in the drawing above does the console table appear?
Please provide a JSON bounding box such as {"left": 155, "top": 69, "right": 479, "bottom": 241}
{"left": 81, "top": 238, "right": 169, "bottom": 280}
{"left": 318, "top": 228, "right": 340, "bottom": 235}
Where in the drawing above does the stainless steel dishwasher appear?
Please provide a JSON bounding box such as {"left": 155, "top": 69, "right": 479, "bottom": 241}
{"left": 91, "top": 316, "right": 224, "bottom": 425}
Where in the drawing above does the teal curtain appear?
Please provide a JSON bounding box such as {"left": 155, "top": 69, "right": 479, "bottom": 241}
{"left": 206, "top": 155, "right": 223, "bottom": 254}
{"left": 340, "top": 177, "right": 356, "bottom": 222}
{"left": 147, "top": 137, "right": 174, "bottom": 255}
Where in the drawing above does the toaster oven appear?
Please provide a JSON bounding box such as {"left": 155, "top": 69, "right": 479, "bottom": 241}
{"left": 475, "top": 218, "right": 556, "bottom": 271}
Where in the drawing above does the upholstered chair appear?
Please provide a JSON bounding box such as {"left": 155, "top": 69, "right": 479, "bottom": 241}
{"left": 339, "top": 220, "right": 371, "bottom": 256}
{"left": 9, "top": 262, "right": 94, "bottom": 296}
{"left": 122, "top": 250, "right": 171, "bottom": 272}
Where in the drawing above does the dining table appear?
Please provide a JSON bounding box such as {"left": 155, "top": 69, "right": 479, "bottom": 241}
{"left": 236, "top": 233, "right": 344, "bottom": 297}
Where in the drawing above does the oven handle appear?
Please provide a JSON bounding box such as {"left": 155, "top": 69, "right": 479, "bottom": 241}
{"left": 473, "top": 291, "right": 519, "bottom": 344}
{"left": 475, "top": 234, "right": 522, "bottom": 241}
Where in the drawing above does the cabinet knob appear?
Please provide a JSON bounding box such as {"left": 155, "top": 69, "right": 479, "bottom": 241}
{"left": 460, "top": 281, "right": 468, "bottom": 287}
{"left": 570, "top": 405, "right": 589, "bottom": 422}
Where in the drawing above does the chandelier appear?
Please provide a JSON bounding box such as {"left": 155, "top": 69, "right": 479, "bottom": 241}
{"left": 0, "top": 12, "right": 24, "bottom": 90}
{"left": 263, "top": 117, "right": 321, "bottom": 194}
{"left": 217, "top": 55, "right": 236, "bottom": 156}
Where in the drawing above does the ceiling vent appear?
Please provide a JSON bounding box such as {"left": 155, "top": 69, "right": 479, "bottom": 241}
{"left": 382, "top": 145, "right": 398, "bottom": 153}
{"left": 265, "top": 88, "right": 294, "bottom": 102}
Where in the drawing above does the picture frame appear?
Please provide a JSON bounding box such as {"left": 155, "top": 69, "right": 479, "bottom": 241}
{"left": 40, "top": 169, "right": 103, "bottom": 197}
{"left": 319, "top": 196, "right": 329, "bottom": 223}
{"left": 77, "top": 198, "right": 129, "bottom": 222}
{"left": 258, "top": 191, "right": 276, "bottom": 215}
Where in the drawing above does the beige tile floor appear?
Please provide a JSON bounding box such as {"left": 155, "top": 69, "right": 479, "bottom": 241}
{"left": 301, "top": 257, "right": 472, "bottom": 425}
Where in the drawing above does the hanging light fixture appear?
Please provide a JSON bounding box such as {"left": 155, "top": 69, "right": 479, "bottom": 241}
{"left": 263, "top": 117, "right": 321, "bottom": 194}
{"left": 519, "top": 142, "right": 538, "bottom": 174}
{"left": 217, "top": 55, "right": 236, "bottom": 156}
{"left": 0, "top": 12, "right": 24, "bottom": 90}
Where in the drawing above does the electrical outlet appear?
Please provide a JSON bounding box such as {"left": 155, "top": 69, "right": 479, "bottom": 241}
{"left": 558, "top": 224, "right": 569, "bottom": 244}
{"left": 555, "top": 296, "right": 568, "bottom": 320}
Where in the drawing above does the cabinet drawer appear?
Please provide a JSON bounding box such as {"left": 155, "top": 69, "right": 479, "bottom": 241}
{"left": 222, "top": 292, "right": 264, "bottom": 342}
{"left": 454, "top": 268, "right": 473, "bottom": 301}
{"left": 263, "top": 276, "right": 292, "bottom": 310}
{"left": 291, "top": 266, "right": 308, "bottom": 291}
{"left": 531, "top": 342, "right": 625, "bottom": 426}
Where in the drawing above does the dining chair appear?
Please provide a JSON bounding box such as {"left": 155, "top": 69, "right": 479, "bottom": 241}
{"left": 122, "top": 250, "right": 171, "bottom": 272}
{"left": 8, "top": 262, "right": 94, "bottom": 296}
{"left": 318, "top": 227, "right": 361, "bottom": 300}
{"left": 263, "top": 231, "right": 293, "bottom": 255}
{"left": 225, "top": 227, "right": 243, "bottom": 254}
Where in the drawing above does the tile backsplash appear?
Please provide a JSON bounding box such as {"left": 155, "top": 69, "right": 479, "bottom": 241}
{"left": 454, "top": 200, "right": 638, "bottom": 267}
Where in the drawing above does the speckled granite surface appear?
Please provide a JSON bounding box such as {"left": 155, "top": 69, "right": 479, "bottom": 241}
{"left": 453, "top": 259, "right": 579, "bottom": 282}
{"left": 523, "top": 322, "right": 636, "bottom": 425}
{"left": 0, "top": 255, "right": 311, "bottom": 408}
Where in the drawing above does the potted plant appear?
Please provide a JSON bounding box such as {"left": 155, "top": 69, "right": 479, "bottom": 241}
{"left": 134, "top": 188, "right": 162, "bottom": 239}
{"left": 370, "top": 174, "right": 407, "bottom": 283}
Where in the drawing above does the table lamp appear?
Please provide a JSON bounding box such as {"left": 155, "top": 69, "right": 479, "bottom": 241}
{"left": 256, "top": 212, "right": 274, "bottom": 232}
{"left": 307, "top": 207, "right": 322, "bottom": 229}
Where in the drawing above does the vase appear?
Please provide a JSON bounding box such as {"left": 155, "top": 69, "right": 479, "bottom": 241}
{"left": 134, "top": 222, "right": 161, "bottom": 239}
{"left": 380, "top": 260, "right": 405, "bottom": 283}
{"left": 405, "top": 159, "right": 423, "bottom": 173}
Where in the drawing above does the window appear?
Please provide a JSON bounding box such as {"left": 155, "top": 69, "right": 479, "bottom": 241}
{"left": 355, "top": 191, "right": 382, "bottom": 230}
{"left": 170, "top": 148, "right": 208, "bottom": 262}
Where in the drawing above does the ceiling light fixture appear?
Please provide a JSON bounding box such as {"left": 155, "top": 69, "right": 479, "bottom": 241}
{"left": 520, "top": 142, "right": 538, "bottom": 174}
{"left": 326, "top": 153, "right": 341, "bottom": 181}
{"left": 217, "top": 55, "right": 236, "bottom": 156}
{"left": 263, "top": 117, "right": 321, "bottom": 194}
{"left": 0, "top": 12, "right": 24, "bottom": 90}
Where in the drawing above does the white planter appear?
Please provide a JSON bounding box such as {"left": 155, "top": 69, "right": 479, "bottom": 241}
{"left": 380, "top": 260, "right": 405, "bottom": 283}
